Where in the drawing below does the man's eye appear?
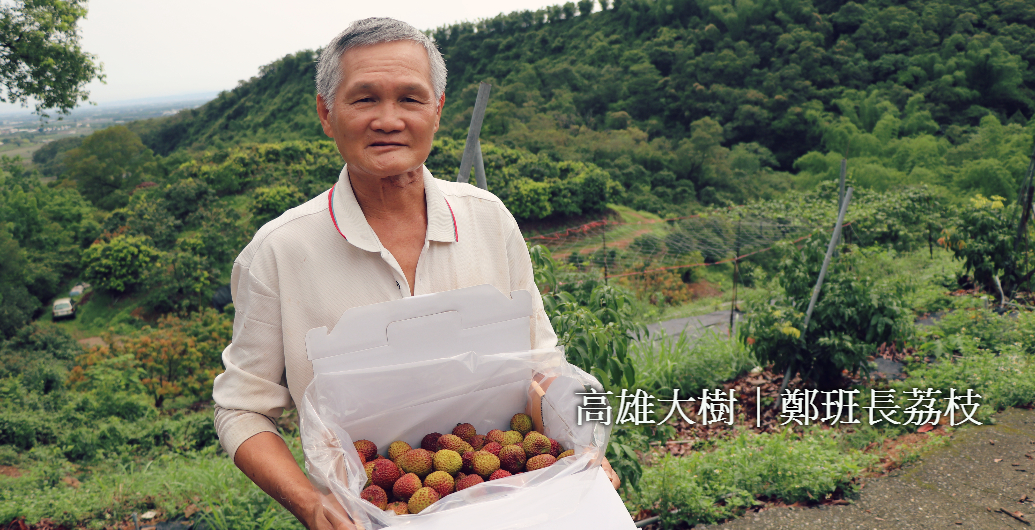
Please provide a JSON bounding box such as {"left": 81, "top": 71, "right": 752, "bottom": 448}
{"left": 355, "top": 97, "right": 375, "bottom": 103}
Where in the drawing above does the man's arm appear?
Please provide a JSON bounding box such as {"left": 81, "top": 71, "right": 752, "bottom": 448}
{"left": 213, "top": 257, "right": 355, "bottom": 525}
{"left": 235, "top": 432, "right": 356, "bottom": 530}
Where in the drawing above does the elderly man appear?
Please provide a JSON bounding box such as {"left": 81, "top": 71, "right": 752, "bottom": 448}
{"left": 212, "top": 17, "right": 618, "bottom": 530}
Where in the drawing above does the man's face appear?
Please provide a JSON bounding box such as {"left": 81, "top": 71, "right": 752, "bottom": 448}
{"left": 317, "top": 40, "right": 444, "bottom": 179}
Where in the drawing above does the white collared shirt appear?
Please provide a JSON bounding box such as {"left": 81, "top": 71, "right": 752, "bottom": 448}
{"left": 211, "top": 165, "right": 557, "bottom": 460}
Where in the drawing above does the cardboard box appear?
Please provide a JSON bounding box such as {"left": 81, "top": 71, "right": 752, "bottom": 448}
{"left": 300, "top": 285, "right": 635, "bottom": 529}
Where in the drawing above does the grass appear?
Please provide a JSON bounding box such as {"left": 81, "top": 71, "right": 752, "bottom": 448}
{"left": 624, "top": 428, "right": 878, "bottom": 526}
{"left": 631, "top": 328, "right": 757, "bottom": 398}
{"left": 0, "top": 438, "right": 305, "bottom": 530}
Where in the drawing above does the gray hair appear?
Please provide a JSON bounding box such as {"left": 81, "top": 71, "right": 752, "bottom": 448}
{"left": 316, "top": 18, "right": 447, "bottom": 112}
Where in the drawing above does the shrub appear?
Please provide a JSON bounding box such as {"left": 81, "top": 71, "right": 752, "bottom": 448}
{"left": 741, "top": 237, "right": 910, "bottom": 389}
{"left": 81, "top": 234, "right": 161, "bottom": 294}
{"left": 627, "top": 429, "right": 876, "bottom": 526}
{"left": 941, "top": 194, "right": 1034, "bottom": 294}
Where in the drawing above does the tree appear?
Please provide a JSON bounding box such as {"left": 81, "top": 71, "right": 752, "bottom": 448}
{"left": 0, "top": 225, "right": 38, "bottom": 338}
{"left": 0, "top": 0, "right": 103, "bottom": 115}
{"left": 251, "top": 185, "right": 305, "bottom": 228}
{"left": 81, "top": 234, "right": 160, "bottom": 294}
{"left": 64, "top": 126, "right": 157, "bottom": 210}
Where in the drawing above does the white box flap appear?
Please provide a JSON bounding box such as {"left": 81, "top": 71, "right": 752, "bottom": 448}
{"left": 306, "top": 285, "right": 533, "bottom": 373}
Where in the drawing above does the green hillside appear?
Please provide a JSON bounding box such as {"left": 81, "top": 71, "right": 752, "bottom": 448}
{"left": 2, "top": 1, "right": 1035, "bottom": 528}
{"left": 124, "top": 0, "right": 1034, "bottom": 213}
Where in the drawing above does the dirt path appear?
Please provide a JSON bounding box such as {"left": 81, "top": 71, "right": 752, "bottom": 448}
{"left": 706, "top": 408, "right": 1035, "bottom": 530}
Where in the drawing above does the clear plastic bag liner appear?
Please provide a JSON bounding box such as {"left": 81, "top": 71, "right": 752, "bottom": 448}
{"left": 300, "top": 347, "right": 612, "bottom": 529}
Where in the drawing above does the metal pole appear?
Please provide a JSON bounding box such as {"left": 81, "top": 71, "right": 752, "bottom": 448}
{"left": 836, "top": 158, "right": 846, "bottom": 246}
{"left": 457, "top": 82, "right": 492, "bottom": 189}
{"left": 474, "top": 139, "right": 487, "bottom": 190}
{"left": 602, "top": 227, "right": 608, "bottom": 284}
{"left": 730, "top": 217, "right": 741, "bottom": 332}
{"left": 838, "top": 158, "right": 846, "bottom": 213}
{"left": 777, "top": 187, "right": 854, "bottom": 398}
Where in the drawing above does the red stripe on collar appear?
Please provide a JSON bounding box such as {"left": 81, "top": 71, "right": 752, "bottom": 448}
{"left": 444, "top": 197, "right": 458, "bottom": 242}
{"left": 330, "top": 183, "right": 457, "bottom": 243}
{"left": 328, "top": 185, "right": 346, "bottom": 241}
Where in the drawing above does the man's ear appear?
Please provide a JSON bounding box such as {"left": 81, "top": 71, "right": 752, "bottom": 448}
{"left": 434, "top": 93, "right": 445, "bottom": 132}
{"left": 316, "top": 94, "right": 335, "bottom": 138}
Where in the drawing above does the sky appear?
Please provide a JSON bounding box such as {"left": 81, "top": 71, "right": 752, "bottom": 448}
{"left": 0, "top": 0, "right": 569, "bottom": 113}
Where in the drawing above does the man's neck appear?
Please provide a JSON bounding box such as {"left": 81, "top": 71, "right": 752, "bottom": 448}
{"left": 348, "top": 166, "right": 427, "bottom": 222}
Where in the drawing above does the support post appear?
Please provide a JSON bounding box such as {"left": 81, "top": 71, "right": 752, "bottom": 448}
{"left": 777, "top": 187, "right": 854, "bottom": 399}
{"left": 457, "top": 82, "right": 492, "bottom": 190}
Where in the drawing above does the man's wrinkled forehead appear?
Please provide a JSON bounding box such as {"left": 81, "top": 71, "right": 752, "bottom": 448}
{"left": 338, "top": 41, "right": 434, "bottom": 92}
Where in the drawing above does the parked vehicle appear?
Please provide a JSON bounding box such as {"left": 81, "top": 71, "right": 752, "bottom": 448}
{"left": 52, "top": 297, "right": 77, "bottom": 320}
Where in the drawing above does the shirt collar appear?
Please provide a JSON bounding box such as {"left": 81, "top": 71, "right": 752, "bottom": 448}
{"left": 330, "top": 164, "right": 457, "bottom": 253}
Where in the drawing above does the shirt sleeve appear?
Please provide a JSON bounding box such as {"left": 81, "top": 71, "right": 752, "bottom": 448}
{"left": 211, "top": 257, "right": 293, "bottom": 461}
{"left": 505, "top": 217, "right": 558, "bottom": 351}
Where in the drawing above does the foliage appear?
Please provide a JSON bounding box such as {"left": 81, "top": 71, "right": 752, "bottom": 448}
{"left": 428, "top": 138, "right": 623, "bottom": 220}
{"left": 0, "top": 0, "right": 104, "bottom": 115}
{"left": 251, "top": 185, "right": 306, "bottom": 228}
{"left": 941, "top": 194, "right": 1034, "bottom": 294}
{"left": 0, "top": 226, "right": 37, "bottom": 339}
{"left": 631, "top": 329, "right": 755, "bottom": 403}
{"left": 81, "top": 234, "right": 161, "bottom": 295}
{"left": 626, "top": 429, "right": 876, "bottom": 527}
{"left": 740, "top": 239, "right": 910, "bottom": 389}
{"left": 64, "top": 126, "right": 158, "bottom": 210}
{"left": 76, "top": 309, "right": 231, "bottom": 409}
{"left": 530, "top": 244, "right": 642, "bottom": 389}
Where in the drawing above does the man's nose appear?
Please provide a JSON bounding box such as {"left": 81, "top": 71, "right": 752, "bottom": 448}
{"left": 370, "top": 101, "right": 405, "bottom": 133}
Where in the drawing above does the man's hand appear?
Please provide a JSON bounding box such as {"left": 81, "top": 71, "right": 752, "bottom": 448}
{"left": 302, "top": 494, "right": 360, "bottom": 530}
{"left": 236, "top": 432, "right": 359, "bottom": 530}
{"left": 601, "top": 457, "right": 620, "bottom": 490}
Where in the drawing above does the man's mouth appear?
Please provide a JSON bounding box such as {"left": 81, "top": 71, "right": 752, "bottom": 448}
{"left": 370, "top": 142, "right": 405, "bottom": 147}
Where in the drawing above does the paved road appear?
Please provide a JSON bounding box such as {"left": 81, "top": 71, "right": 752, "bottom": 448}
{"left": 704, "top": 407, "right": 1035, "bottom": 530}
{"left": 644, "top": 309, "right": 741, "bottom": 340}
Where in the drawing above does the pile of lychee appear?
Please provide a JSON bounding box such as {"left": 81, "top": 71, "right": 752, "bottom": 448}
{"left": 355, "top": 413, "right": 574, "bottom": 514}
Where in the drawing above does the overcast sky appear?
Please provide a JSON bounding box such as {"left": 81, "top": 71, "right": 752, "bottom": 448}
{"left": 0, "top": 0, "right": 569, "bottom": 113}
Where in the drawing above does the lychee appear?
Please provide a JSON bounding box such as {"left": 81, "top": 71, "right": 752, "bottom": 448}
{"left": 371, "top": 459, "right": 401, "bottom": 490}
{"left": 526, "top": 454, "right": 557, "bottom": 471}
{"left": 388, "top": 440, "right": 411, "bottom": 462}
{"left": 433, "top": 449, "right": 462, "bottom": 475}
{"left": 397, "top": 448, "right": 433, "bottom": 478}
{"left": 472, "top": 450, "right": 501, "bottom": 478}
{"left": 558, "top": 449, "right": 574, "bottom": 459}
{"left": 510, "top": 413, "right": 533, "bottom": 434}
{"left": 363, "top": 460, "right": 377, "bottom": 486}
{"left": 420, "top": 432, "right": 442, "bottom": 452}
{"left": 354, "top": 440, "right": 377, "bottom": 462}
{"left": 470, "top": 434, "right": 485, "bottom": 450}
{"left": 386, "top": 501, "right": 408, "bottom": 515}
{"left": 523, "top": 431, "right": 551, "bottom": 458}
{"left": 461, "top": 450, "right": 475, "bottom": 474}
{"left": 361, "top": 485, "right": 388, "bottom": 510}
{"left": 407, "top": 487, "right": 440, "bottom": 513}
{"left": 485, "top": 429, "right": 506, "bottom": 445}
{"left": 498, "top": 444, "right": 526, "bottom": 473}
{"left": 456, "top": 473, "right": 484, "bottom": 491}
{"left": 437, "top": 434, "right": 473, "bottom": 454}
{"left": 502, "top": 430, "right": 523, "bottom": 446}
{"left": 424, "top": 470, "right": 455, "bottom": 497}
{"left": 392, "top": 473, "right": 422, "bottom": 502}
{"left": 549, "top": 438, "right": 562, "bottom": 457}
{"left": 481, "top": 441, "right": 502, "bottom": 456}
{"left": 452, "top": 423, "right": 477, "bottom": 444}
{"left": 489, "top": 469, "right": 512, "bottom": 480}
